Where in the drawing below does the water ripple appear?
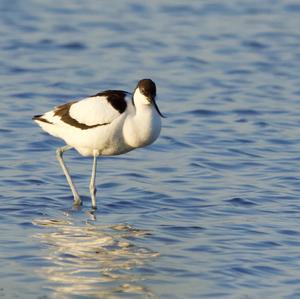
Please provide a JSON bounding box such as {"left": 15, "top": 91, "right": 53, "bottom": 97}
{"left": 2, "top": 0, "right": 300, "bottom": 298}
{"left": 31, "top": 218, "right": 159, "bottom": 298}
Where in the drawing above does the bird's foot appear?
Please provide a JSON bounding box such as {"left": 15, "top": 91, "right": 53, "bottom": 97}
{"left": 73, "top": 196, "right": 82, "bottom": 207}
{"left": 91, "top": 195, "right": 97, "bottom": 210}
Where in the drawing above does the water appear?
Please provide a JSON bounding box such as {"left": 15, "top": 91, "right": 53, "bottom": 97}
{"left": 1, "top": 0, "right": 300, "bottom": 298}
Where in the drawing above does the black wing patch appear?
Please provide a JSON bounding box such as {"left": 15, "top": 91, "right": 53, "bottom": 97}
{"left": 92, "top": 90, "right": 128, "bottom": 114}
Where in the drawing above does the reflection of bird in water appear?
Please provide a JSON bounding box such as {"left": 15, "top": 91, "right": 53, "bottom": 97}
{"left": 33, "top": 79, "right": 164, "bottom": 209}
{"left": 33, "top": 218, "right": 159, "bottom": 298}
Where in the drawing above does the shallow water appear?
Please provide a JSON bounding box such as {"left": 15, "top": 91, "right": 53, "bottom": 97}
{"left": 1, "top": 1, "right": 300, "bottom": 298}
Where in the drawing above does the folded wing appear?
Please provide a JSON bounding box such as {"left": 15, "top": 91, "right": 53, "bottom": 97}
{"left": 33, "top": 90, "right": 130, "bottom": 130}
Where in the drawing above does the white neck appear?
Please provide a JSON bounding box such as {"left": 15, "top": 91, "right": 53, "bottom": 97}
{"left": 124, "top": 90, "right": 161, "bottom": 148}
{"left": 133, "top": 88, "right": 151, "bottom": 106}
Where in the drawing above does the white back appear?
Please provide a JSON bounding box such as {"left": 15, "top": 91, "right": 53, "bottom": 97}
{"left": 69, "top": 96, "right": 124, "bottom": 126}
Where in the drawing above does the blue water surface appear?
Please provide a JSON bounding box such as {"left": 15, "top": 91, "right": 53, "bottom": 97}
{"left": 1, "top": 1, "right": 300, "bottom": 298}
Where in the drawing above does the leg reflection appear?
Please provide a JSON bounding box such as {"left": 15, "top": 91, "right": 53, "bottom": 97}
{"left": 32, "top": 217, "right": 159, "bottom": 298}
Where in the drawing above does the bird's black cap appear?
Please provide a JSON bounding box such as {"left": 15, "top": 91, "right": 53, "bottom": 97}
{"left": 136, "top": 78, "right": 165, "bottom": 118}
{"left": 137, "top": 79, "right": 156, "bottom": 99}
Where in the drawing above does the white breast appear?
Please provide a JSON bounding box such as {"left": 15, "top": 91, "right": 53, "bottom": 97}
{"left": 123, "top": 104, "right": 162, "bottom": 148}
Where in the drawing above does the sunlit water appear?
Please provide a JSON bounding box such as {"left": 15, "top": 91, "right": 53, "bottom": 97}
{"left": 1, "top": 1, "right": 300, "bottom": 298}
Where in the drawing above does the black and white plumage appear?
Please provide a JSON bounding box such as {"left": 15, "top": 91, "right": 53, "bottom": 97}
{"left": 33, "top": 79, "right": 164, "bottom": 209}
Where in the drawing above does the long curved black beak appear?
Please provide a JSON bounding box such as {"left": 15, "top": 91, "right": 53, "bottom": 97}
{"left": 153, "top": 98, "right": 166, "bottom": 118}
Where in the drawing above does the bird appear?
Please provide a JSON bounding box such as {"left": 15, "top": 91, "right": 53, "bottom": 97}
{"left": 33, "top": 78, "right": 164, "bottom": 209}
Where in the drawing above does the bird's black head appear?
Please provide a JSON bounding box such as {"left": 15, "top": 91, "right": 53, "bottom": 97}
{"left": 137, "top": 79, "right": 156, "bottom": 100}
{"left": 135, "top": 78, "right": 165, "bottom": 118}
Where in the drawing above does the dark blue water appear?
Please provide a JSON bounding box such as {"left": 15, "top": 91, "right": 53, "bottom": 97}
{"left": 1, "top": 1, "right": 300, "bottom": 298}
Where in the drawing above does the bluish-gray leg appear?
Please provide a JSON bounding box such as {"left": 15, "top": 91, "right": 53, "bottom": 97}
{"left": 89, "top": 153, "right": 98, "bottom": 209}
{"left": 56, "top": 145, "right": 82, "bottom": 206}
